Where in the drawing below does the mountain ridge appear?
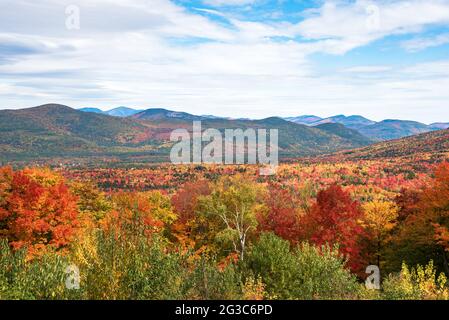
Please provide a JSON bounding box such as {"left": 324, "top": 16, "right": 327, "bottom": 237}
{"left": 285, "top": 113, "right": 447, "bottom": 141}
{"left": 77, "top": 107, "right": 448, "bottom": 141}
{"left": 0, "top": 104, "right": 374, "bottom": 163}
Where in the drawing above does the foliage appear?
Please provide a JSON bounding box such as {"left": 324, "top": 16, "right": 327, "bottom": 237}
{"left": 0, "top": 167, "right": 79, "bottom": 256}
{"left": 71, "top": 181, "right": 112, "bottom": 221}
{"left": 304, "top": 184, "right": 366, "bottom": 272}
{"left": 382, "top": 261, "right": 449, "bottom": 300}
{"left": 1, "top": 160, "right": 449, "bottom": 301}
{"left": 196, "top": 175, "right": 265, "bottom": 260}
{"left": 184, "top": 257, "right": 243, "bottom": 300}
{"left": 257, "top": 184, "right": 303, "bottom": 245}
{"left": 246, "top": 233, "right": 359, "bottom": 300}
{"left": 0, "top": 239, "right": 75, "bottom": 300}
{"left": 362, "top": 200, "right": 399, "bottom": 268}
{"left": 386, "top": 162, "right": 449, "bottom": 274}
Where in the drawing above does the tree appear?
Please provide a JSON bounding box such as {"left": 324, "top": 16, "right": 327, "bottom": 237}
{"left": 395, "top": 188, "right": 421, "bottom": 222}
{"left": 257, "top": 184, "right": 303, "bottom": 245}
{"left": 171, "top": 180, "right": 210, "bottom": 224}
{"left": 105, "top": 191, "right": 175, "bottom": 239}
{"left": 306, "top": 184, "right": 365, "bottom": 272}
{"left": 196, "top": 175, "right": 265, "bottom": 261}
{"left": 0, "top": 167, "right": 79, "bottom": 256}
{"left": 419, "top": 162, "right": 449, "bottom": 253}
{"left": 246, "top": 233, "right": 359, "bottom": 299}
{"left": 362, "top": 200, "right": 399, "bottom": 268}
{"left": 387, "top": 162, "right": 449, "bottom": 274}
{"left": 70, "top": 181, "right": 112, "bottom": 222}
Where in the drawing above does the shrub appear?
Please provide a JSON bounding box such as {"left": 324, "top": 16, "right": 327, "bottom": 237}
{"left": 184, "top": 257, "right": 243, "bottom": 300}
{"left": 246, "top": 233, "right": 359, "bottom": 299}
{"left": 0, "top": 239, "right": 75, "bottom": 300}
{"left": 382, "top": 261, "right": 449, "bottom": 300}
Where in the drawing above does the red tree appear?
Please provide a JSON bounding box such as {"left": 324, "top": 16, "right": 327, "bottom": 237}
{"left": 0, "top": 167, "right": 79, "bottom": 256}
{"left": 257, "top": 184, "right": 302, "bottom": 245}
{"left": 171, "top": 180, "right": 211, "bottom": 224}
{"left": 306, "top": 184, "right": 365, "bottom": 272}
{"left": 395, "top": 188, "right": 421, "bottom": 222}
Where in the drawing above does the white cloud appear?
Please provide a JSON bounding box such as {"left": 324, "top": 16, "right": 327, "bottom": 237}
{"left": 343, "top": 66, "right": 393, "bottom": 73}
{"left": 402, "top": 32, "right": 449, "bottom": 52}
{"left": 202, "top": 0, "right": 257, "bottom": 7}
{"left": 293, "top": 0, "right": 449, "bottom": 54}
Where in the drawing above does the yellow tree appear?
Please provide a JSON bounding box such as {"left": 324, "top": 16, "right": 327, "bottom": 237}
{"left": 362, "top": 200, "right": 399, "bottom": 269}
{"left": 196, "top": 175, "right": 266, "bottom": 261}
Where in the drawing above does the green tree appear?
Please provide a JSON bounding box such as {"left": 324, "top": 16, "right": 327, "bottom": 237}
{"left": 246, "top": 233, "right": 359, "bottom": 300}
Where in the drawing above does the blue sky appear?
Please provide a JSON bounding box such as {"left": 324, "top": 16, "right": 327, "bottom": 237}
{"left": 1, "top": 0, "right": 449, "bottom": 123}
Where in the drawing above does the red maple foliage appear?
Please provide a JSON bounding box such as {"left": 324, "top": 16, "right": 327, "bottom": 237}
{"left": 395, "top": 188, "right": 421, "bottom": 222}
{"left": 0, "top": 166, "right": 79, "bottom": 256}
{"left": 171, "top": 180, "right": 211, "bottom": 224}
{"left": 306, "top": 184, "right": 365, "bottom": 272}
{"left": 257, "top": 184, "right": 303, "bottom": 245}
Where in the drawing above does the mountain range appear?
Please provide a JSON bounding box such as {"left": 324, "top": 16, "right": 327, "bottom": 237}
{"left": 81, "top": 107, "right": 449, "bottom": 142}
{"left": 0, "top": 104, "right": 374, "bottom": 163}
{"left": 285, "top": 114, "right": 449, "bottom": 141}
{"left": 1, "top": 104, "right": 448, "bottom": 165}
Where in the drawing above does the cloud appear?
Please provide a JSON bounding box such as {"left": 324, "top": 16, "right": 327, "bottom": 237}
{"left": 293, "top": 0, "right": 449, "bottom": 54}
{"left": 201, "top": 0, "right": 257, "bottom": 7}
{"left": 343, "top": 66, "right": 393, "bottom": 73}
{"left": 402, "top": 32, "right": 449, "bottom": 52}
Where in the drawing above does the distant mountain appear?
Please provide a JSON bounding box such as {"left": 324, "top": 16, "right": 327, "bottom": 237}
{"left": 285, "top": 115, "right": 323, "bottom": 125}
{"left": 0, "top": 104, "right": 374, "bottom": 163}
{"left": 79, "top": 107, "right": 104, "bottom": 114}
{"left": 106, "top": 107, "right": 141, "bottom": 117}
{"left": 315, "top": 123, "right": 373, "bottom": 145}
{"left": 311, "top": 115, "right": 376, "bottom": 130}
{"left": 285, "top": 114, "right": 446, "bottom": 141}
{"left": 132, "top": 108, "right": 204, "bottom": 121}
{"left": 358, "top": 119, "right": 435, "bottom": 141}
{"left": 79, "top": 106, "right": 142, "bottom": 117}
{"left": 201, "top": 114, "right": 227, "bottom": 120}
{"left": 430, "top": 123, "right": 449, "bottom": 130}
{"left": 285, "top": 114, "right": 375, "bottom": 129}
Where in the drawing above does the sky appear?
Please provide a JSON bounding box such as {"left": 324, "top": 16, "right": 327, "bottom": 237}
{"left": 1, "top": 0, "right": 449, "bottom": 123}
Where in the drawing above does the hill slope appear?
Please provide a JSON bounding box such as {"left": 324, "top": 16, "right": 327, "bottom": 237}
{"left": 326, "top": 128, "right": 449, "bottom": 161}
{"left": 195, "top": 117, "right": 373, "bottom": 158}
{"left": 315, "top": 123, "right": 373, "bottom": 146}
{"left": 0, "top": 104, "right": 374, "bottom": 163}
{"left": 0, "top": 104, "right": 160, "bottom": 160}
{"left": 358, "top": 119, "right": 434, "bottom": 141}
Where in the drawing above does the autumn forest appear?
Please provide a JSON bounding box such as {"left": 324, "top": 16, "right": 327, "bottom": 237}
{"left": 2, "top": 151, "right": 449, "bottom": 300}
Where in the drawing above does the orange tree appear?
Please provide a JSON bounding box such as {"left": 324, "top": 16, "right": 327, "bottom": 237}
{"left": 0, "top": 166, "right": 79, "bottom": 256}
{"left": 386, "top": 162, "right": 449, "bottom": 274}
